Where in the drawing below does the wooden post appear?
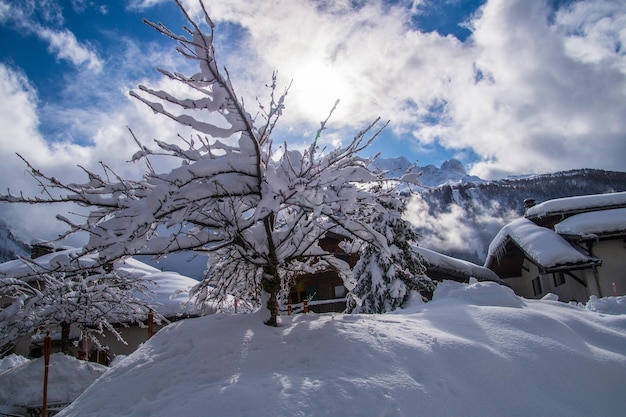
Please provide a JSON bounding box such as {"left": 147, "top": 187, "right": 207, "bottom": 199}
{"left": 287, "top": 298, "right": 292, "bottom": 315}
{"left": 234, "top": 298, "right": 238, "bottom": 314}
{"left": 303, "top": 299, "right": 309, "bottom": 314}
{"left": 82, "top": 335, "right": 89, "bottom": 361}
{"left": 42, "top": 334, "right": 51, "bottom": 417}
{"left": 147, "top": 311, "right": 154, "bottom": 339}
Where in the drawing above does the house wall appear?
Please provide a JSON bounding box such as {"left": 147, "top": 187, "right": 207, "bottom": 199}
{"left": 11, "top": 335, "right": 33, "bottom": 357}
{"left": 507, "top": 259, "right": 591, "bottom": 302}
{"left": 511, "top": 260, "right": 541, "bottom": 299}
{"left": 289, "top": 270, "right": 346, "bottom": 313}
{"left": 93, "top": 322, "right": 169, "bottom": 363}
{"left": 590, "top": 239, "right": 626, "bottom": 297}
{"left": 541, "top": 270, "right": 592, "bottom": 303}
{"left": 6, "top": 319, "right": 166, "bottom": 363}
{"left": 10, "top": 324, "right": 84, "bottom": 358}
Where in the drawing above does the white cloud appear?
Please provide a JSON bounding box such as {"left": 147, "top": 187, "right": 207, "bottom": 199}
{"left": 404, "top": 193, "right": 480, "bottom": 253}
{"left": 0, "top": 65, "right": 43, "bottom": 157}
{"left": 39, "top": 27, "right": 103, "bottom": 71}
{"left": 0, "top": 3, "right": 10, "bottom": 23}
{"left": 403, "top": 193, "right": 518, "bottom": 261}
{"left": 0, "top": 0, "right": 103, "bottom": 71}
{"left": 0, "top": 58, "right": 187, "bottom": 244}
{"left": 2, "top": 0, "right": 626, "bottom": 245}
{"left": 0, "top": 64, "right": 77, "bottom": 243}
{"left": 182, "top": 0, "right": 626, "bottom": 178}
{"left": 5, "top": 0, "right": 626, "bottom": 183}
{"left": 449, "top": 0, "right": 626, "bottom": 178}
{"left": 555, "top": 0, "right": 626, "bottom": 74}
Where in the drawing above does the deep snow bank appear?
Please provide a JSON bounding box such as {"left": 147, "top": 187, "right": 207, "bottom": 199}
{"left": 0, "top": 353, "right": 107, "bottom": 410}
{"left": 59, "top": 281, "right": 626, "bottom": 417}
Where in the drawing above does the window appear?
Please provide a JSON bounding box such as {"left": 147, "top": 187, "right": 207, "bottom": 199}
{"left": 532, "top": 277, "right": 543, "bottom": 296}
{"left": 306, "top": 286, "right": 318, "bottom": 301}
{"left": 335, "top": 253, "right": 350, "bottom": 263}
{"left": 334, "top": 285, "right": 346, "bottom": 298}
{"left": 553, "top": 273, "right": 565, "bottom": 287}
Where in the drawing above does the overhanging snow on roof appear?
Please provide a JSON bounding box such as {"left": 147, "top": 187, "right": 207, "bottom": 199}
{"left": 487, "top": 218, "right": 600, "bottom": 272}
{"left": 555, "top": 207, "right": 626, "bottom": 238}
{"left": 526, "top": 191, "right": 626, "bottom": 219}
{"left": 414, "top": 246, "right": 502, "bottom": 283}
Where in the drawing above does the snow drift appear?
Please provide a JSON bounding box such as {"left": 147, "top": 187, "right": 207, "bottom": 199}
{"left": 54, "top": 280, "right": 626, "bottom": 417}
{"left": 0, "top": 353, "right": 107, "bottom": 409}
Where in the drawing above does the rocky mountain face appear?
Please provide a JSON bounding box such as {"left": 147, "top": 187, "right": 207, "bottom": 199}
{"left": 370, "top": 157, "right": 484, "bottom": 188}
{"left": 0, "top": 220, "right": 30, "bottom": 263}
{"left": 403, "top": 162, "right": 626, "bottom": 265}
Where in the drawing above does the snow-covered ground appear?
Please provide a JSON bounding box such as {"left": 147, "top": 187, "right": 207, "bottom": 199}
{"left": 0, "top": 353, "right": 107, "bottom": 415}
{"left": 2, "top": 280, "right": 625, "bottom": 417}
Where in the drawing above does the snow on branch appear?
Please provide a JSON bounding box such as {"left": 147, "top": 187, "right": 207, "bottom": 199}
{"left": 0, "top": 0, "right": 420, "bottom": 326}
{"left": 0, "top": 250, "right": 162, "bottom": 353}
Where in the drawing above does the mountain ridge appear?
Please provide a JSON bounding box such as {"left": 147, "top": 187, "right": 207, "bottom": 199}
{"left": 370, "top": 156, "right": 485, "bottom": 188}
{"left": 0, "top": 160, "right": 624, "bottom": 272}
{"left": 406, "top": 166, "right": 626, "bottom": 265}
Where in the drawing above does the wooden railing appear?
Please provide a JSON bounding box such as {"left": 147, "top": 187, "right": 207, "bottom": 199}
{"left": 281, "top": 298, "right": 347, "bottom": 314}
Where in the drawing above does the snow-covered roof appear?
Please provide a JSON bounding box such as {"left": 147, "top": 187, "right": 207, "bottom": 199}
{"left": 0, "top": 249, "right": 102, "bottom": 280}
{"left": 487, "top": 218, "right": 600, "bottom": 271}
{"left": 526, "top": 191, "right": 626, "bottom": 219}
{"left": 141, "top": 271, "right": 202, "bottom": 317}
{"left": 414, "top": 246, "right": 502, "bottom": 283}
{"left": 555, "top": 207, "right": 626, "bottom": 238}
{"left": 0, "top": 248, "right": 201, "bottom": 317}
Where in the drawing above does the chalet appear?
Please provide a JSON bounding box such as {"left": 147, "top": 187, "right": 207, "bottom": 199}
{"left": 484, "top": 192, "right": 626, "bottom": 302}
{"left": 288, "top": 232, "right": 358, "bottom": 314}
{"left": 414, "top": 246, "right": 505, "bottom": 288}
{"left": 288, "top": 232, "right": 505, "bottom": 313}
{"left": 0, "top": 243, "right": 212, "bottom": 363}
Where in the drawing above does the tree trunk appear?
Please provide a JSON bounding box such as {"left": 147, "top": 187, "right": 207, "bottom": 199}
{"left": 261, "top": 269, "right": 280, "bottom": 327}
{"left": 60, "top": 322, "right": 71, "bottom": 354}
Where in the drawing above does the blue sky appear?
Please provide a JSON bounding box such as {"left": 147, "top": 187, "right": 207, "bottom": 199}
{"left": 0, "top": 0, "right": 486, "bottom": 165}
{"left": 1, "top": 0, "right": 625, "bottom": 241}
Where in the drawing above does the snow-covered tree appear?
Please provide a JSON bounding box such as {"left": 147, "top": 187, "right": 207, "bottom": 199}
{"left": 0, "top": 0, "right": 422, "bottom": 326}
{"left": 348, "top": 192, "right": 435, "bottom": 313}
{"left": 0, "top": 250, "right": 160, "bottom": 355}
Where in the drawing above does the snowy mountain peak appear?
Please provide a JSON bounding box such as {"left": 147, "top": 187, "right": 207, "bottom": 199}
{"left": 370, "top": 157, "right": 482, "bottom": 188}
{"left": 440, "top": 159, "right": 466, "bottom": 175}
{"left": 369, "top": 156, "right": 414, "bottom": 175}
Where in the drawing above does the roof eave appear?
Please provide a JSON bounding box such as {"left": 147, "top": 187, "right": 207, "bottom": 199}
{"left": 542, "top": 259, "right": 601, "bottom": 273}
{"left": 559, "top": 230, "right": 626, "bottom": 242}
{"left": 526, "top": 202, "right": 626, "bottom": 221}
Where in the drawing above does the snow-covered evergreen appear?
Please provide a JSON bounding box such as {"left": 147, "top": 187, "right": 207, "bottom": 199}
{"left": 349, "top": 194, "right": 434, "bottom": 313}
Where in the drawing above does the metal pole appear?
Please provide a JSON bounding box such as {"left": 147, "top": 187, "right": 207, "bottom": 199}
{"left": 42, "top": 333, "right": 51, "bottom": 417}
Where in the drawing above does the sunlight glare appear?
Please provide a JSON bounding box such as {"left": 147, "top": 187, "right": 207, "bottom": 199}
{"left": 289, "top": 61, "right": 353, "bottom": 122}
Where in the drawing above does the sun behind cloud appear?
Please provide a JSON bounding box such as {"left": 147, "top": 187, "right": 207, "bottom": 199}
{"left": 287, "top": 59, "right": 355, "bottom": 122}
